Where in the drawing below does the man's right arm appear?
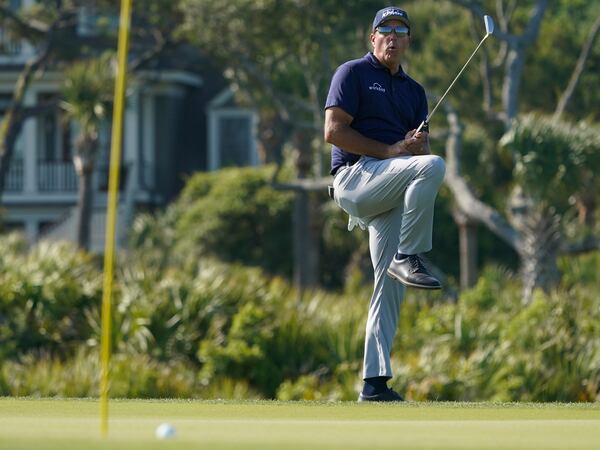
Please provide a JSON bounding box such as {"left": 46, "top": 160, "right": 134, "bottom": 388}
{"left": 324, "top": 107, "right": 413, "bottom": 159}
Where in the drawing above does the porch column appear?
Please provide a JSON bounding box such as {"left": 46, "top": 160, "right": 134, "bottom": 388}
{"left": 23, "top": 89, "right": 37, "bottom": 193}
{"left": 25, "top": 220, "right": 37, "bottom": 242}
{"left": 124, "top": 87, "right": 139, "bottom": 189}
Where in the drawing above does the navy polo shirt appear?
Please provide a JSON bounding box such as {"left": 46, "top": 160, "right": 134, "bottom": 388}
{"left": 325, "top": 52, "right": 428, "bottom": 175}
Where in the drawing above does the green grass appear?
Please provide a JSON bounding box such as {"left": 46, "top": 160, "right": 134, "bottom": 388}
{"left": 1, "top": 398, "right": 600, "bottom": 450}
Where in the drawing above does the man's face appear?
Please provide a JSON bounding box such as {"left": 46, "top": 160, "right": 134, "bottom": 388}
{"left": 370, "top": 19, "right": 410, "bottom": 68}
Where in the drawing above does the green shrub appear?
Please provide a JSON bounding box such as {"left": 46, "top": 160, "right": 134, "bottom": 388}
{"left": 2, "top": 349, "right": 99, "bottom": 397}
{"left": 194, "top": 265, "right": 366, "bottom": 397}
{"left": 390, "top": 262, "right": 600, "bottom": 402}
{"left": 0, "top": 348, "right": 201, "bottom": 398}
{"left": 487, "top": 288, "right": 600, "bottom": 401}
{"left": 276, "top": 362, "right": 361, "bottom": 401}
{"left": 0, "top": 231, "right": 598, "bottom": 402}
{"left": 0, "top": 236, "right": 102, "bottom": 359}
{"left": 173, "top": 166, "right": 294, "bottom": 276}
{"left": 129, "top": 164, "right": 522, "bottom": 289}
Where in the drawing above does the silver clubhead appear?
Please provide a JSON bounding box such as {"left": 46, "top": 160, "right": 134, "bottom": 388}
{"left": 484, "top": 15, "right": 494, "bottom": 36}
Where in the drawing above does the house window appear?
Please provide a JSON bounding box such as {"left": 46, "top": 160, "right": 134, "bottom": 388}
{"left": 208, "top": 110, "right": 257, "bottom": 171}
{"left": 207, "top": 88, "right": 258, "bottom": 171}
{"left": 0, "top": 0, "right": 22, "bottom": 56}
{"left": 37, "top": 93, "right": 72, "bottom": 162}
{"left": 77, "top": 5, "right": 96, "bottom": 37}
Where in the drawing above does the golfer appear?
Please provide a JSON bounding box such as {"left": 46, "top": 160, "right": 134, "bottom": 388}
{"left": 324, "top": 6, "right": 445, "bottom": 401}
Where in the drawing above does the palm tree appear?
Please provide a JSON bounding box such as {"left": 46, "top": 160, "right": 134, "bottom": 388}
{"left": 499, "top": 114, "right": 600, "bottom": 301}
{"left": 60, "top": 55, "right": 113, "bottom": 250}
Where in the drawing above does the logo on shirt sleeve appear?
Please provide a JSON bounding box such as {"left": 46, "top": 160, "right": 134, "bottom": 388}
{"left": 368, "top": 82, "right": 386, "bottom": 93}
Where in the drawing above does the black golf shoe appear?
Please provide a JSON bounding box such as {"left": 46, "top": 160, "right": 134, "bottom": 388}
{"left": 387, "top": 254, "right": 441, "bottom": 290}
{"left": 358, "top": 388, "right": 404, "bottom": 402}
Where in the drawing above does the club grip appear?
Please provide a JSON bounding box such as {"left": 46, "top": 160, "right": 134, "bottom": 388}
{"left": 416, "top": 120, "right": 429, "bottom": 133}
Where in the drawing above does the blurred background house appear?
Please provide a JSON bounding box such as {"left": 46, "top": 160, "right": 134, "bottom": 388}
{"left": 0, "top": 0, "right": 258, "bottom": 251}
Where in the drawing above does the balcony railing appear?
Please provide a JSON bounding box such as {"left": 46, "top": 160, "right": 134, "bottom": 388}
{"left": 37, "top": 161, "right": 78, "bottom": 192}
{"left": 5, "top": 159, "right": 23, "bottom": 192}
{"left": 4, "top": 160, "right": 151, "bottom": 195}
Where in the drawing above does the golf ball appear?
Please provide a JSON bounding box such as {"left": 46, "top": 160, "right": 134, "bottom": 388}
{"left": 155, "top": 423, "right": 176, "bottom": 439}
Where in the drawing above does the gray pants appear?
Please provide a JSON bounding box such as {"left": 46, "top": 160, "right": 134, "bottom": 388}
{"left": 332, "top": 155, "right": 445, "bottom": 379}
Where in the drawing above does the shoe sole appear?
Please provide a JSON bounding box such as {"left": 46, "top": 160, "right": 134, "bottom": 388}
{"left": 358, "top": 394, "right": 404, "bottom": 402}
{"left": 386, "top": 269, "right": 442, "bottom": 290}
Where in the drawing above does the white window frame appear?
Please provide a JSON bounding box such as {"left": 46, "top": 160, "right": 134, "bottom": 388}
{"left": 207, "top": 89, "right": 258, "bottom": 171}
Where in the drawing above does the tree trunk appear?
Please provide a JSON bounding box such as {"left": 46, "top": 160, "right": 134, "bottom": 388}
{"left": 257, "top": 113, "right": 289, "bottom": 165}
{"left": 73, "top": 136, "right": 98, "bottom": 251}
{"left": 75, "top": 163, "right": 94, "bottom": 251}
{"left": 553, "top": 14, "right": 600, "bottom": 120}
{"left": 453, "top": 208, "right": 478, "bottom": 290}
{"left": 0, "top": 117, "right": 24, "bottom": 204}
{"left": 576, "top": 185, "right": 597, "bottom": 228}
{"left": 518, "top": 211, "right": 561, "bottom": 304}
{"left": 508, "top": 188, "right": 561, "bottom": 303}
{"left": 502, "top": 0, "right": 548, "bottom": 123}
{"left": 293, "top": 190, "right": 319, "bottom": 289}
{"left": 292, "top": 129, "right": 319, "bottom": 292}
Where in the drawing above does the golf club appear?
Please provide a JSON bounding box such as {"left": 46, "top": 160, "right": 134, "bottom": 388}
{"left": 415, "top": 15, "right": 495, "bottom": 133}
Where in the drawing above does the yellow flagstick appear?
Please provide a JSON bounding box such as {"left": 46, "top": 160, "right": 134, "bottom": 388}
{"left": 100, "top": 0, "right": 133, "bottom": 437}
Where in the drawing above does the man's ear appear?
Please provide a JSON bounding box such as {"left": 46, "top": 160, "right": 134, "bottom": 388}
{"left": 369, "top": 33, "right": 375, "bottom": 48}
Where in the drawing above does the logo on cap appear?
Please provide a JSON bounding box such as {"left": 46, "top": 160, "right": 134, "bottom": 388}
{"left": 382, "top": 8, "right": 405, "bottom": 19}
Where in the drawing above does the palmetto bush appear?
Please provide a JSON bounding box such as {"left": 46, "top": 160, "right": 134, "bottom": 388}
{"left": 196, "top": 275, "right": 367, "bottom": 397}
{"left": 1, "top": 348, "right": 200, "bottom": 398}
{"left": 112, "top": 250, "right": 367, "bottom": 398}
{"left": 391, "top": 261, "right": 600, "bottom": 402}
{"left": 0, "top": 234, "right": 102, "bottom": 360}
{"left": 0, "top": 230, "right": 598, "bottom": 401}
{"left": 500, "top": 114, "right": 600, "bottom": 208}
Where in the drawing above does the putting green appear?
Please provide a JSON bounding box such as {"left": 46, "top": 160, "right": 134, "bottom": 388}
{"left": 1, "top": 398, "right": 599, "bottom": 449}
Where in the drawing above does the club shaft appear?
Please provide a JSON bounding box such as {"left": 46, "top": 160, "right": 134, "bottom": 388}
{"left": 416, "top": 34, "right": 489, "bottom": 133}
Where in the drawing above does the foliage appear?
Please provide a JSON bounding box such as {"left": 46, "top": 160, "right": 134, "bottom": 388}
{"left": 127, "top": 165, "right": 489, "bottom": 288}
{"left": 524, "top": 0, "right": 600, "bottom": 119}
{"left": 172, "top": 166, "right": 295, "bottom": 276}
{"left": 131, "top": 165, "right": 372, "bottom": 288}
{"left": 392, "top": 263, "right": 600, "bottom": 402}
{"left": 60, "top": 53, "right": 114, "bottom": 138}
{"left": 178, "top": 0, "right": 381, "bottom": 109}
{"left": 319, "top": 199, "right": 369, "bottom": 288}
{"left": 176, "top": 0, "right": 599, "bottom": 293}
{"left": 178, "top": 0, "right": 386, "bottom": 176}
{"left": 0, "top": 232, "right": 598, "bottom": 401}
{"left": 499, "top": 114, "right": 600, "bottom": 208}
{"left": 0, "top": 235, "right": 102, "bottom": 360}
{"left": 1, "top": 348, "right": 201, "bottom": 398}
